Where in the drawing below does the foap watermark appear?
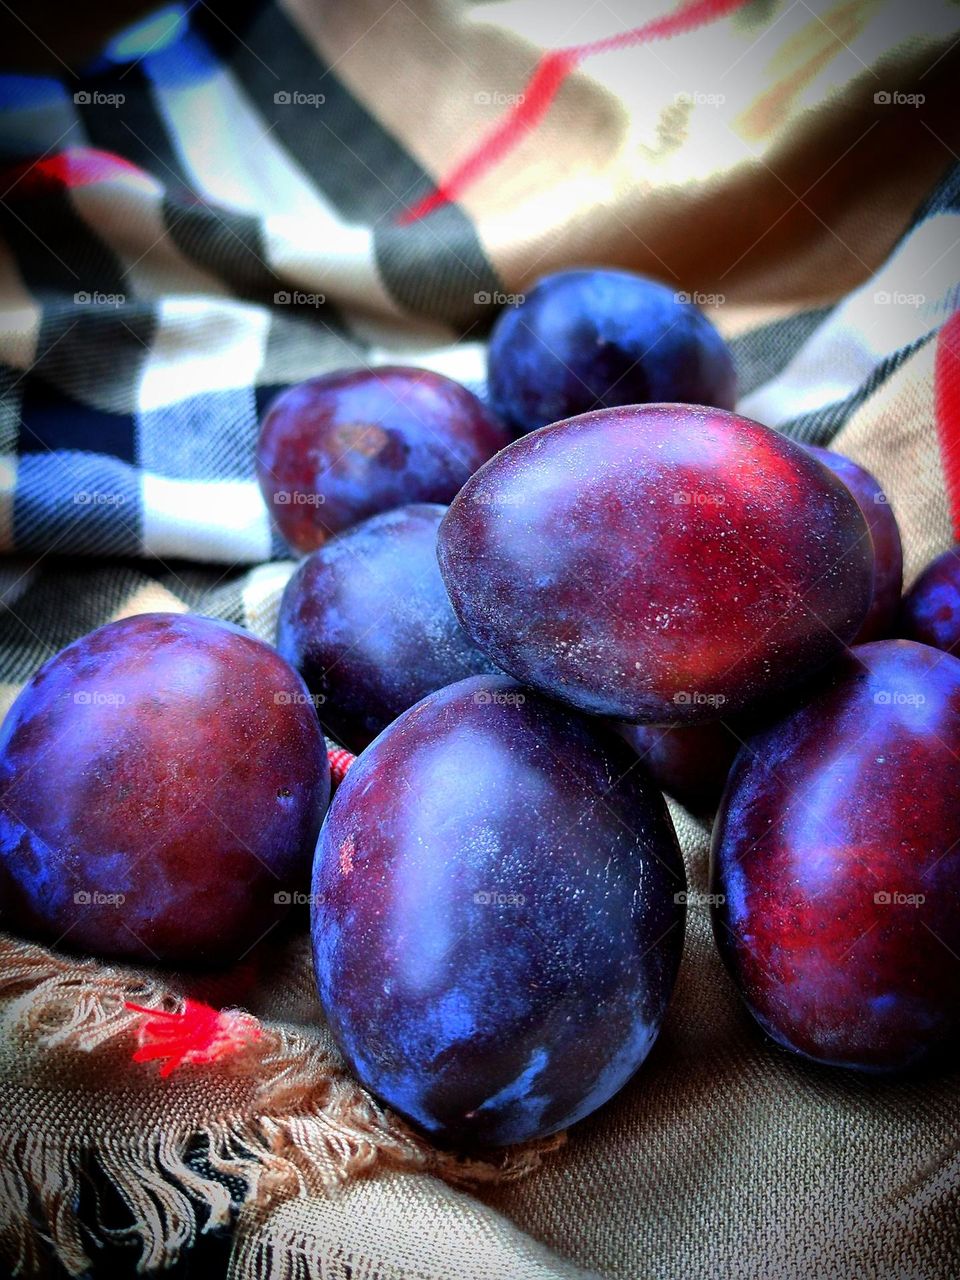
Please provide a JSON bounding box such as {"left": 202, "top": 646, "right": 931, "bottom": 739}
{"left": 274, "top": 490, "right": 325, "bottom": 507}
{"left": 74, "top": 90, "right": 125, "bottom": 107}
{"left": 475, "top": 90, "right": 525, "bottom": 107}
{"left": 674, "top": 690, "right": 726, "bottom": 709}
{"left": 475, "top": 290, "right": 525, "bottom": 306}
{"left": 874, "top": 891, "right": 925, "bottom": 907}
{"left": 675, "top": 290, "right": 725, "bottom": 307}
{"left": 874, "top": 690, "right": 926, "bottom": 706}
{"left": 874, "top": 290, "right": 925, "bottom": 308}
{"left": 274, "top": 690, "right": 326, "bottom": 707}
{"left": 874, "top": 90, "right": 925, "bottom": 107}
{"left": 470, "top": 489, "right": 525, "bottom": 506}
{"left": 674, "top": 90, "right": 726, "bottom": 107}
{"left": 274, "top": 90, "right": 326, "bottom": 107}
{"left": 474, "top": 889, "right": 526, "bottom": 906}
{"left": 74, "top": 690, "right": 125, "bottom": 706}
{"left": 74, "top": 491, "right": 125, "bottom": 506}
{"left": 675, "top": 890, "right": 725, "bottom": 907}
{"left": 74, "top": 889, "right": 126, "bottom": 906}
{"left": 75, "top": 290, "right": 125, "bottom": 307}
{"left": 474, "top": 689, "right": 526, "bottom": 707}
{"left": 673, "top": 490, "right": 725, "bottom": 507}
{"left": 274, "top": 890, "right": 327, "bottom": 906}
{"left": 274, "top": 289, "right": 326, "bottom": 307}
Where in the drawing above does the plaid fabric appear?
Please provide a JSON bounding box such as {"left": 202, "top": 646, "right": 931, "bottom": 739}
{"left": 1, "top": 2, "right": 960, "bottom": 1278}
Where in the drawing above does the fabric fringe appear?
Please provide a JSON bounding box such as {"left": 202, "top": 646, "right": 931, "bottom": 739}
{"left": 0, "top": 937, "right": 563, "bottom": 1275}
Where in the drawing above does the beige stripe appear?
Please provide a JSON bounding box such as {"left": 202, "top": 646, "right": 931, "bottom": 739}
{"left": 832, "top": 336, "right": 950, "bottom": 585}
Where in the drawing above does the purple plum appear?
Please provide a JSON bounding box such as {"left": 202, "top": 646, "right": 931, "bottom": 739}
{"left": 438, "top": 404, "right": 874, "bottom": 724}
{"left": 0, "top": 613, "right": 330, "bottom": 965}
{"left": 899, "top": 545, "right": 960, "bottom": 655}
{"left": 487, "top": 268, "right": 736, "bottom": 436}
{"left": 256, "top": 366, "right": 510, "bottom": 553}
{"left": 311, "top": 674, "right": 685, "bottom": 1147}
{"left": 277, "top": 504, "right": 499, "bottom": 753}
{"left": 711, "top": 640, "right": 960, "bottom": 1072}
{"left": 618, "top": 720, "right": 742, "bottom": 817}
{"left": 804, "top": 445, "right": 902, "bottom": 641}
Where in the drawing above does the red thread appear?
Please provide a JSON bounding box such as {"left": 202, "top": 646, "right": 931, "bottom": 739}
{"left": 935, "top": 310, "right": 960, "bottom": 540}
{"left": 125, "top": 998, "right": 261, "bottom": 1077}
{"left": 397, "top": 0, "right": 748, "bottom": 224}
{"left": 328, "top": 746, "right": 356, "bottom": 786}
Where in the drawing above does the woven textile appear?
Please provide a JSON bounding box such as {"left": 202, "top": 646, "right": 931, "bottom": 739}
{"left": 1, "top": 1, "right": 960, "bottom": 1276}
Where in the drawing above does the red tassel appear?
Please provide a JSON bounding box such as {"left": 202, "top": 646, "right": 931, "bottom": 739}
{"left": 328, "top": 747, "right": 356, "bottom": 787}
{"left": 935, "top": 310, "right": 960, "bottom": 541}
{"left": 397, "top": 0, "right": 749, "bottom": 224}
{"left": 125, "top": 999, "right": 261, "bottom": 1077}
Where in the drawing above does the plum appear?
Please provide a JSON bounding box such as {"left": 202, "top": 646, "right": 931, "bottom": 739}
{"left": 438, "top": 404, "right": 874, "bottom": 724}
{"left": 618, "top": 720, "right": 741, "bottom": 817}
{"left": 277, "top": 504, "right": 499, "bottom": 753}
{"left": 0, "top": 613, "right": 330, "bottom": 965}
{"left": 803, "top": 445, "right": 902, "bottom": 641}
{"left": 256, "top": 366, "right": 510, "bottom": 553}
{"left": 487, "top": 268, "right": 736, "bottom": 436}
{"left": 311, "top": 674, "right": 685, "bottom": 1147}
{"left": 711, "top": 640, "right": 960, "bottom": 1072}
{"left": 899, "top": 545, "right": 960, "bottom": 655}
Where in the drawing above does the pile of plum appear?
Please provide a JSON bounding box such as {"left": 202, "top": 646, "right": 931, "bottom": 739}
{"left": 2, "top": 269, "right": 959, "bottom": 1149}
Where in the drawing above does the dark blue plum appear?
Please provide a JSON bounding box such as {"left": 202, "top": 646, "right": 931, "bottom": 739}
{"left": 712, "top": 640, "right": 960, "bottom": 1072}
{"left": 487, "top": 268, "right": 736, "bottom": 435}
{"left": 899, "top": 545, "right": 960, "bottom": 655}
{"left": 277, "top": 504, "right": 499, "bottom": 752}
{"left": 256, "top": 366, "right": 510, "bottom": 553}
{"left": 0, "top": 613, "right": 330, "bottom": 965}
{"left": 804, "top": 445, "right": 902, "bottom": 642}
{"left": 311, "top": 674, "right": 685, "bottom": 1147}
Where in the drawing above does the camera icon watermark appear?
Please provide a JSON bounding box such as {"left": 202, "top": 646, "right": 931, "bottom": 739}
{"left": 874, "top": 90, "right": 925, "bottom": 106}
{"left": 273, "top": 690, "right": 326, "bottom": 706}
{"left": 474, "top": 90, "right": 525, "bottom": 107}
{"left": 74, "top": 889, "right": 126, "bottom": 905}
{"left": 473, "top": 689, "right": 526, "bottom": 706}
{"left": 74, "top": 290, "right": 125, "bottom": 307}
{"left": 274, "top": 89, "right": 325, "bottom": 107}
{"left": 874, "top": 890, "right": 925, "bottom": 906}
{"left": 274, "top": 289, "right": 325, "bottom": 306}
{"left": 473, "top": 889, "right": 526, "bottom": 906}
{"left": 474, "top": 290, "right": 525, "bottom": 306}
{"left": 274, "top": 490, "right": 325, "bottom": 506}
{"left": 674, "top": 690, "right": 726, "bottom": 708}
{"left": 673, "top": 490, "right": 725, "bottom": 506}
{"left": 675, "top": 90, "right": 725, "bottom": 107}
{"left": 73, "top": 690, "right": 126, "bottom": 706}
{"left": 675, "top": 290, "right": 725, "bottom": 307}
{"left": 74, "top": 90, "right": 125, "bottom": 107}
{"left": 874, "top": 690, "right": 926, "bottom": 706}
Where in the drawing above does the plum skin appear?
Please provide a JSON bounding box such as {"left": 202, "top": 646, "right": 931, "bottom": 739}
{"left": 618, "top": 720, "right": 741, "bottom": 817}
{"left": 0, "top": 613, "right": 330, "bottom": 965}
{"left": 899, "top": 545, "right": 960, "bottom": 654}
{"left": 487, "top": 268, "right": 736, "bottom": 436}
{"left": 256, "top": 366, "right": 511, "bottom": 553}
{"left": 711, "top": 640, "right": 960, "bottom": 1072}
{"left": 438, "top": 404, "right": 875, "bottom": 724}
{"left": 311, "top": 674, "right": 685, "bottom": 1147}
{"left": 277, "top": 504, "right": 499, "bottom": 753}
{"left": 804, "top": 445, "right": 902, "bottom": 642}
